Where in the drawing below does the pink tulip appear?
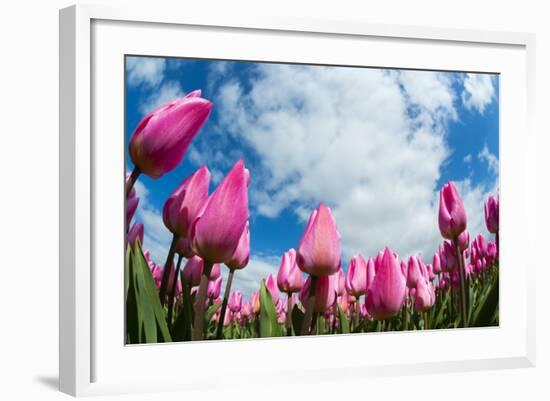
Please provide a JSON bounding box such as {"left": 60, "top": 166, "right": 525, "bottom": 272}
{"left": 163, "top": 165, "right": 211, "bottom": 239}
{"left": 182, "top": 255, "right": 203, "bottom": 287}
{"left": 406, "top": 256, "right": 422, "bottom": 289}
{"left": 487, "top": 241, "right": 497, "bottom": 262}
{"left": 345, "top": 254, "right": 368, "bottom": 297}
{"left": 474, "top": 234, "right": 488, "bottom": 257}
{"left": 277, "top": 248, "right": 304, "bottom": 293}
{"left": 296, "top": 203, "right": 341, "bottom": 276}
{"left": 365, "top": 247, "right": 406, "bottom": 320}
{"left": 438, "top": 181, "right": 467, "bottom": 239}
{"left": 228, "top": 291, "right": 242, "bottom": 313}
{"left": 440, "top": 241, "right": 457, "bottom": 272}
{"left": 190, "top": 160, "right": 249, "bottom": 264}
{"left": 414, "top": 278, "right": 436, "bottom": 313}
{"left": 225, "top": 222, "right": 250, "bottom": 270}
{"left": 209, "top": 263, "right": 221, "bottom": 280}
{"left": 265, "top": 274, "right": 280, "bottom": 304}
{"left": 457, "top": 230, "right": 470, "bottom": 252}
{"left": 299, "top": 274, "right": 337, "bottom": 313}
{"left": 127, "top": 222, "right": 144, "bottom": 246}
{"left": 129, "top": 92, "right": 212, "bottom": 178}
{"left": 484, "top": 195, "right": 499, "bottom": 234}
{"left": 207, "top": 276, "right": 222, "bottom": 299}
{"left": 150, "top": 264, "right": 163, "bottom": 289}
{"left": 241, "top": 301, "right": 252, "bottom": 318}
{"left": 338, "top": 292, "right": 354, "bottom": 314}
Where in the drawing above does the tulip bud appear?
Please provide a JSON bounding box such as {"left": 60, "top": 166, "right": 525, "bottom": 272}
{"left": 296, "top": 203, "right": 341, "bottom": 276}
{"left": 345, "top": 254, "right": 368, "bottom": 297}
{"left": 484, "top": 195, "right": 499, "bottom": 234}
{"left": 190, "top": 160, "right": 249, "bottom": 264}
{"left": 414, "top": 278, "right": 436, "bottom": 313}
{"left": 207, "top": 276, "right": 222, "bottom": 299}
{"left": 432, "top": 252, "right": 442, "bottom": 275}
{"left": 406, "top": 256, "right": 422, "bottom": 289}
{"left": 457, "top": 230, "right": 470, "bottom": 252}
{"left": 127, "top": 222, "right": 144, "bottom": 247}
{"left": 277, "top": 248, "right": 304, "bottom": 293}
{"left": 228, "top": 291, "right": 243, "bottom": 313}
{"left": 440, "top": 241, "right": 456, "bottom": 272}
{"left": 182, "top": 255, "right": 203, "bottom": 287}
{"left": 438, "top": 181, "right": 467, "bottom": 239}
{"left": 129, "top": 92, "right": 213, "bottom": 178}
{"left": 365, "top": 247, "right": 406, "bottom": 320}
{"left": 163, "top": 165, "right": 211, "bottom": 239}
{"left": 265, "top": 274, "right": 280, "bottom": 305}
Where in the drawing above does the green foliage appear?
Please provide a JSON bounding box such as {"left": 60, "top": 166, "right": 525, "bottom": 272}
{"left": 259, "top": 280, "right": 281, "bottom": 337}
{"left": 125, "top": 240, "right": 172, "bottom": 344}
{"left": 337, "top": 305, "right": 350, "bottom": 334}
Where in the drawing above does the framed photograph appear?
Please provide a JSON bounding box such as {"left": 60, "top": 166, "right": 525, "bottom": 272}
{"left": 59, "top": 4, "right": 536, "bottom": 396}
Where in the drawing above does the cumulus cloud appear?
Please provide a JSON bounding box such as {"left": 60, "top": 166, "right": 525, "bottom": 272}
{"left": 139, "top": 81, "right": 184, "bottom": 115}
{"left": 126, "top": 56, "right": 166, "bottom": 88}
{"left": 478, "top": 144, "right": 499, "bottom": 175}
{"left": 220, "top": 255, "right": 281, "bottom": 299}
{"left": 214, "top": 64, "right": 496, "bottom": 263}
{"left": 461, "top": 73, "right": 496, "bottom": 114}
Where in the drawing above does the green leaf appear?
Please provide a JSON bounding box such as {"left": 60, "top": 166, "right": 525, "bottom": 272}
{"left": 337, "top": 304, "right": 350, "bottom": 334}
{"left": 132, "top": 240, "right": 172, "bottom": 343}
{"left": 125, "top": 246, "right": 139, "bottom": 344}
{"left": 291, "top": 304, "right": 304, "bottom": 336}
{"left": 259, "top": 280, "right": 281, "bottom": 337}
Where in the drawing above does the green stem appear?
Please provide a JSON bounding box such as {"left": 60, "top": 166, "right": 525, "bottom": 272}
{"left": 301, "top": 276, "right": 318, "bottom": 335}
{"left": 166, "top": 254, "right": 183, "bottom": 325}
{"left": 402, "top": 302, "right": 409, "bottom": 331}
{"left": 354, "top": 299, "right": 360, "bottom": 332}
{"left": 125, "top": 167, "right": 141, "bottom": 199}
{"left": 192, "top": 262, "right": 213, "bottom": 341}
{"left": 216, "top": 269, "right": 235, "bottom": 340}
{"left": 286, "top": 293, "right": 293, "bottom": 336}
{"left": 159, "top": 235, "right": 179, "bottom": 304}
{"left": 453, "top": 239, "right": 468, "bottom": 328}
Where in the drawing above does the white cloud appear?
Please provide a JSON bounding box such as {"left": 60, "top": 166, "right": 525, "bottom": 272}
{"left": 478, "top": 144, "right": 499, "bottom": 175}
{"left": 463, "top": 154, "right": 472, "bottom": 163}
{"left": 214, "top": 64, "right": 497, "bottom": 262}
{"left": 461, "top": 73, "right": 495, "bottom": 114}
{"left": 126, "top": 57, "right": 166, "bottom": 88}
{"left": 139, "top": 81, "right": 184, "bottom": 115}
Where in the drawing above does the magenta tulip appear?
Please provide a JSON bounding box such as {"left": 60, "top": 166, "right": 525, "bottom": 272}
{"left": 163, "top": 165, "right": 211, "bottom": 239}
{"left": 174, "top": 237, "right": 194, "bottom": 258}
{"left": 440, "top": 241, "right": 457, "bottom": 272}
{"left": 129, "top": 92, "right": 212, "bottom": 179}
{"left": 296, "top": 203, "right": 341, "bottom": 276}
{"left": 225, "top": 222, "right": 250, "bottom": 270}
{"left": 336, "top": 268, "right": 346, "bottom": 296}
{"left": 414, "top": 278, "right": 436, "bottom": 313}
{"left": 190, "top": 159, "right": 249, "bottom": 264}
{"left": 365, "top": 247, "right": 406, "bottom": 320}
{"left": 228, "top": 291, "right": 242, "bottom": 313}
{"left": 366, "top": 257, "right": 376, "bottom": 290}
{"left": 182, "top": 255, "right": 203, "bottom": 287}
{"left": 277, "top": 248, "right": 304, "bottom": 293}
{"left": 433, "top": 252, "right": 442, "bottom": 275}
{"left": 457, "top": 230, "right": 470, "bottom": 252}
{"left": 209, "top": 263, "right": 221, "bottom": 280}
{"left": 127, "top": 222, "right": 144, "bottom": 246}
{"left": 207, "top": 276, "right": 222, "bottom": 299}
{"left": 438, "top": 181, "right": 467, "bottom": 240}
{"left": 406, "top": 255, "right": 422, "bottom": 289}
{"left": 484, "top": 195, "right": 499, "bottom": 234}
{"left": 345, "top": 254, "right": 368, "bottom": 296}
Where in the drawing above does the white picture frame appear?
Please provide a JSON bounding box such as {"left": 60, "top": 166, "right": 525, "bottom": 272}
{"left": 59, "top": 3, "right": 536, "bottom": 397}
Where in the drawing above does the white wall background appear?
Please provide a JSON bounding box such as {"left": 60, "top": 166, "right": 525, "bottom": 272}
{"left": 0, "top": 0, "right": 547, "bottom": 399}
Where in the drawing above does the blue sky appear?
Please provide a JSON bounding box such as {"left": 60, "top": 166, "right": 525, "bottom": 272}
{"left": 125, "top": 56, "right": 499, "bottom": 299}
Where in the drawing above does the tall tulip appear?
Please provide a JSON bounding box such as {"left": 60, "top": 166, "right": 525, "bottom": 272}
{"left": 277, "top": 248, "right": 304, "bottom": 336}
{"left": 484, "top": 195, "right": 499, "bottom": 234}
{"left": 160, "top": 165, "right": 211, "bottom": 302}
{"left": 190, "top": 159, "right": 249, "bottom": 340}
{"left": 345, "top": 255, "right": 368, "bottom": 297}
{"left": 438, "top": 181, "right": 467, "bottom": 240}
{"left": 126, "top": 91, "right": 213, "bottom": 197}
{"left": 365, "top": 247, "right": 406, "bottom": 321}
{"left": 216, "top": 222, "right": 250, "bottom": 339}
{"left": 297, "top": 203, "right": 341, "bottom": 335}
{"left": 228, "top": 291, "right": 242, "bottom": 313}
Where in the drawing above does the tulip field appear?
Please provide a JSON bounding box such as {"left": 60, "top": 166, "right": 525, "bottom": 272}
{"left": 125, "top": 72, "right": 499, "bottom": 344}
